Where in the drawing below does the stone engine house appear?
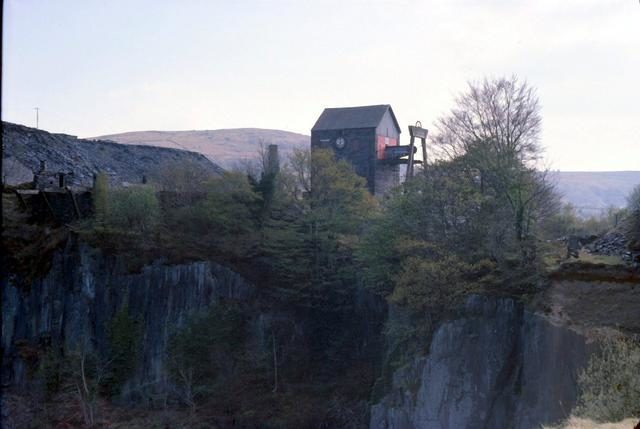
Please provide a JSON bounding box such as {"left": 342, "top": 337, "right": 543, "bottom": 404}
{"left": 311, "top": 104, "right": 401, "bottom": 196}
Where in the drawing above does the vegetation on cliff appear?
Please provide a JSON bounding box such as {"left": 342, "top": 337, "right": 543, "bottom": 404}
{"left": 575, "top": 337, "right": 640, "bottom": 422}
{"left": 359, "top": 78, "right": 561, "bottom": 365}
{"left": 4, "top": 78, "right": 639, "bottom": 428}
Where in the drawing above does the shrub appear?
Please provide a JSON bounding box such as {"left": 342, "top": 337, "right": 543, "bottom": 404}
{"left": 107, "top": 185, "right": 160, "bottom": 233}
{"left": 627, "top": 185, "right": 640, "bottom": 213}
{"left": 104, "top": 306, "right": 141, "bottom": 396}
{"left": 198, "top": 172, "right": 261, "bottom": 236}
{"left": 576, "top": 337, "right": 640, "bottom": 422}
{"left": 167, "top": 305, "right": 246, "bottom": 408}
{"left": 93, "top": 172, "right": 109, "bottom": 224}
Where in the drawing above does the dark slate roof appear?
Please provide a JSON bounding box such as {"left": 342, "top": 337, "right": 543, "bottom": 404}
{"left": 311, "top": 104, "right": 401, "bottom": 132}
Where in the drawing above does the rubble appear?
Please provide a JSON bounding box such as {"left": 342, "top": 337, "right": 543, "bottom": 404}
{"left": 584, "top": 216, "right": 640, "bottom": 265}
{"left": 2, "top": 122, "right": 224, "bottom": 188}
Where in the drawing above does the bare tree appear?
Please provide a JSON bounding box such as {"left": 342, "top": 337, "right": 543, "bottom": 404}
{"left": 433, "top": 76, "right": 557, "bottom": 242}
{"left": 152, "top": 159, "right": 216, "bottom": 193}
{"left": 285, "top": 147, "right": 311, "bottom": 196}
{"left": 230, "top": 138, "right": 272, "bottom": 181}
{"left": 67, "top": 344, "right": 111, "bottom": 428}
{"left": 434, "top": 76, "right": 542, "bottom": 165}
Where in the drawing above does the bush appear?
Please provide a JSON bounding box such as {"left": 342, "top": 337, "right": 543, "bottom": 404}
{"left": 93, "top": 172, "right": 109, "bottom": 224}
{"left": 627, "top": 185, "right": 640, "bottom": 212}
{"left": 576, "top": 337, "right": 640, "bottom": 422}
{"left": 167, "top": 305, "right": 246, "bottom": 408}
{"left": 107, "top": 185, "right": 160, "bottom": 233}
{"left": 626, "top": 186, "right": 640, "bottom": 249}
{"left": 104, "top": 306, "right": 141, "bottom": 396}
{"left": 198, "top": 172, "right": 261, "bottom": 236}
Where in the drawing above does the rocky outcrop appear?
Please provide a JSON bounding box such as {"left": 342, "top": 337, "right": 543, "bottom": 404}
{"left": 2, "top": 122, "right": 224, "bottom": 187}
{"left": 2, "top": 238, "right": 387, "bottom": 411}
{"left": 2, "top": 239, "right": 253, "bottom": 390}
{"left": 370, "top": 296, "right": 592, "bottom": 429}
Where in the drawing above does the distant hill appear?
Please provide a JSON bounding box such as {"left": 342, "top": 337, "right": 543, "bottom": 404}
{"left": 95, "top": 128, "right": 640, "bottom": 214}
{"left": 551, "top": 171, "right": 640, "bottom": 215}
{"left": 2, "top": 122, "right": 223, "bottom": 187}
{"left": 94, "top": 129, "right": 310, "bottom": 169}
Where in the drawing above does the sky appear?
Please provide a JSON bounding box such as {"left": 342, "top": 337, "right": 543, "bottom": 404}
{"left": 2, "top": 0, "right": 639, "bottom": 171}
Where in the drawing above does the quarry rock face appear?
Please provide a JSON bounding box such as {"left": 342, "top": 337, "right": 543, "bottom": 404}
{"left": 1, "top": 238, "right": 604, "bottom": 428}
{"left": 2, "top": 239, "right": 386, "bottom": 407}
{"left": 2, "top": 240, "right": 254, "bottom": 390}
{"left": 370, "top": 296, "right": 591, "bottom": 429}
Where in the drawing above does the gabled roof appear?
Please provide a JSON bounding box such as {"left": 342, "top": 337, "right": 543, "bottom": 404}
{"left": 311, "top": 104, "right": 401, "bottom": 132}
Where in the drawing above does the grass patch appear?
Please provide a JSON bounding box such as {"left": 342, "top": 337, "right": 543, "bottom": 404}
{"left": 544, "top": 416, "right": 639, "bottom": 429}
{"left": 571, "top": 251, "right": 624, "bottom": 266}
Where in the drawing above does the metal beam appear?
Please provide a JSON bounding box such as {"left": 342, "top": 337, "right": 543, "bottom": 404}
{"left": 67, "top": 188, "right": 82, "bottom": 219}
{"left": 406, "top": 136, "right": 416, "bottom": 180}
{"left": 408, "top": 125, "right": 428, "bottom": 139}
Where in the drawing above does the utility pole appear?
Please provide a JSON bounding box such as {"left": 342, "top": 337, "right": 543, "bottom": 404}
{"left": 34, "top": 107, "right": 40, "bottom": 129}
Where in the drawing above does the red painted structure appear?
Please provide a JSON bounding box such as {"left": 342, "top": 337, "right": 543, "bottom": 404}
{"left": 376, "top": 136, "right": 398, "bottom": 160}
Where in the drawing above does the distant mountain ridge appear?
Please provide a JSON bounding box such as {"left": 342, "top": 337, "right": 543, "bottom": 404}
{"left": 549, "top": 170, "right": 640, "bottom": 215}
{"left": 93, "top": 128, "right": 640, "bottom": 212}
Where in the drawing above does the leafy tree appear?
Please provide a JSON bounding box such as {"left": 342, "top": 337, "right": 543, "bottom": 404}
{"left": 539, "top": 203, "right": 581, "bottom": 239}
{"left": 627, "top": 184, "right": 640, "bottom": 212}
{"left": 259, "top": 148, "right": 376, "bottom": 305}
{"left": 93, "top": 172, "right": 109, "bottom": 225}
{"left": 358, "top": 160, "right": 494, "bottom": 296}
{"left": 104, "top": 305, "right": 140, "bottom": 396}
{"left": 107, "top": 185, "right": 160, "bottom": 233}
{"left": 160, "top": 171, "right": 262, "bottom": 258}
{"left": 309, "top": 148, "right": 375, "bottom": 234}
{"left": 167, "top": 305, "right": 246, "bottom": 411}
{"left": 199, "top": 172, "right": 261, "bottom": 237}
{"left": 306, "top": 149, "right": 376, "bottom": 293}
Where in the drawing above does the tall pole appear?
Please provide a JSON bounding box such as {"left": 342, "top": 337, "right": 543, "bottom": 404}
{"left": 34, "top": 107, "right": 40, "bottom": 129}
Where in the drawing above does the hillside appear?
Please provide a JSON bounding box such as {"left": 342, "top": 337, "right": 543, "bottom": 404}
{"left": 2, "top": 122, "right": 223, "bottom": 187}
{"left": 96, "top": 128, "right": 640, "bottom": 212}
{"left": 550, "top": 171, "right": 640, "bottom": 214}
{"left": 94, "top": 128, "right": 310, "bottom": 169}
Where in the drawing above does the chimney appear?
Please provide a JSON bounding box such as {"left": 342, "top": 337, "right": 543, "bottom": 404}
{"left": 266, "top": 144, "right": 280, "bottom": 176}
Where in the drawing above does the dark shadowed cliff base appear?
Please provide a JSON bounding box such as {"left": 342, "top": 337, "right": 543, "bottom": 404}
{"left": 3, "top": 235, "right": 638, "bottom": 428}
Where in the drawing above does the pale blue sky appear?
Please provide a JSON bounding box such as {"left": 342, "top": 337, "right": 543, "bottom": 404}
{"left": 3, "top": 0, "right": 639, "bottom": 171}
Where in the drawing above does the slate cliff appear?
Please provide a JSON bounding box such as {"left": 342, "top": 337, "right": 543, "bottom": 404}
{"left": 2, "top": 237, "right": 386, "bottom": 425}
{"left": 370, "top": 296, "right": 592, "bottom": 429}
{"left": 2, "top": 239, "right": 253, "bottom": 392}
{"left": 3, "top": 236, "right": 635, "bottom": 428}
